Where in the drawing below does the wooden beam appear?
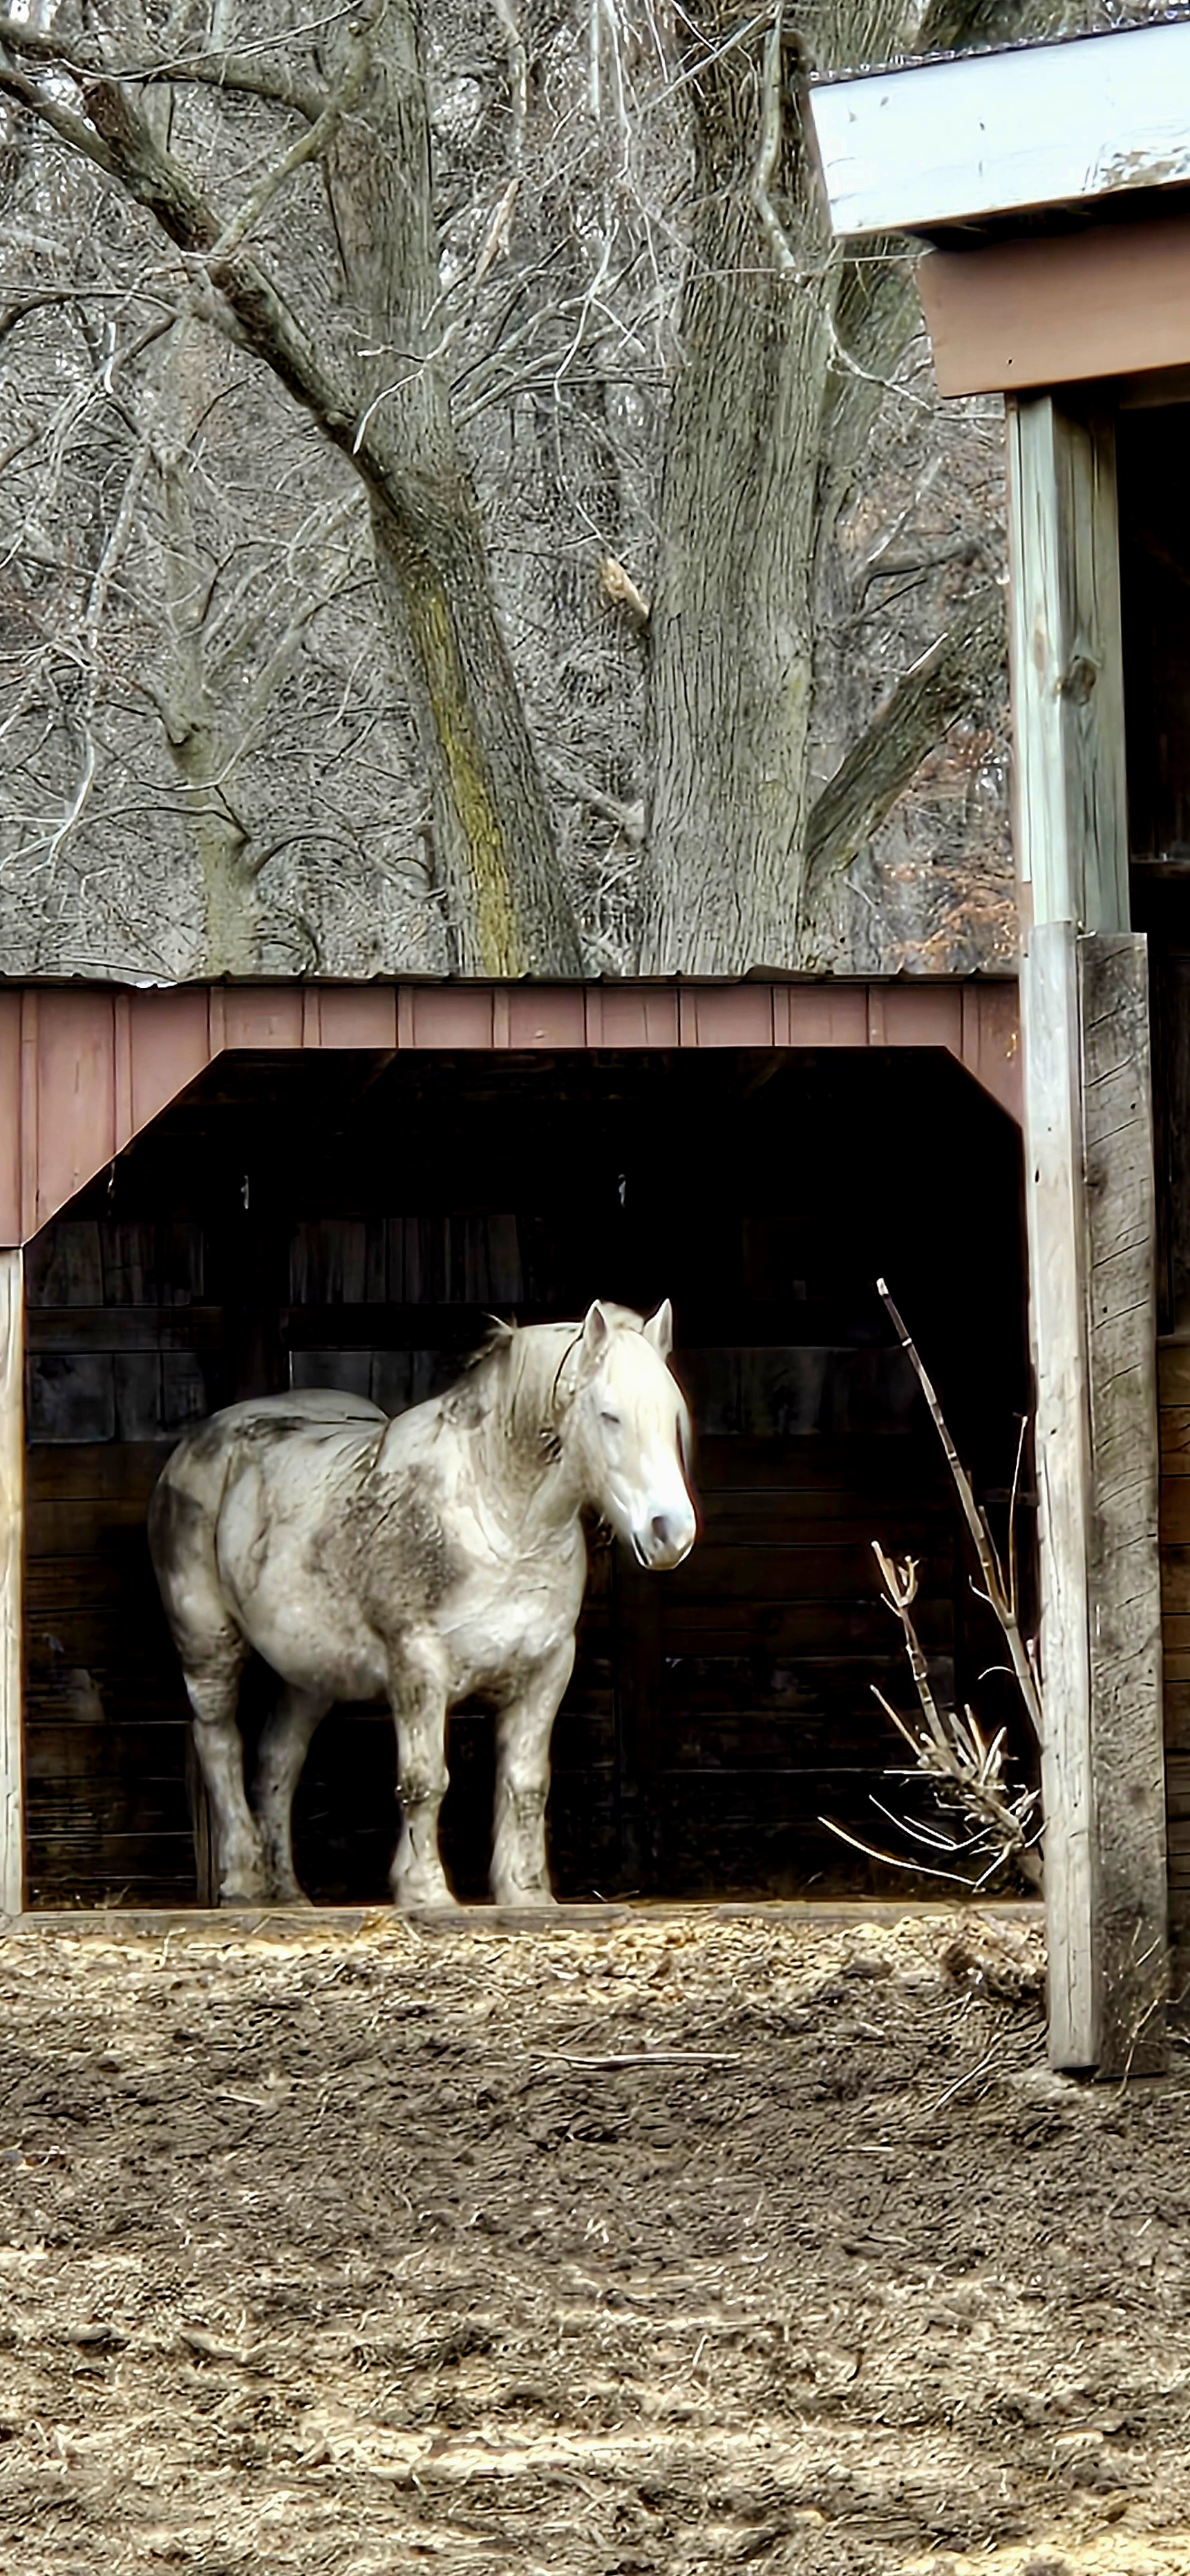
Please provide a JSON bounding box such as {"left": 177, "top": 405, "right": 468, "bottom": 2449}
{"left": 1008, "top": 379, "right": 1168, "bottom": 2070}
{"left": 1021, "top": 925, "right": 1097, "bottom": 2067}
{"left": 1006, "top": 396, "right": 1129, "bottom": 936}
{"left": 0, "top": 1252, "right": 24, "bottom": 1917}
{"left": 1023, "top": 927, "right": 1167, "bottom": 2072}
{"left": 1080, "top": 937, "right": 1167, "bottom": 2074}
{"left": 919, "top": 218, "right": 1190, "bottom": 400}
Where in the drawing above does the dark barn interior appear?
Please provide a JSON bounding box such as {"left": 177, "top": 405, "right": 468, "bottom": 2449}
{"left": 23, "top": 1042, "right": 1029, "bottom": 1909}
{"left": 1119, "top": 396, "right": 1190, "bottom": 1943}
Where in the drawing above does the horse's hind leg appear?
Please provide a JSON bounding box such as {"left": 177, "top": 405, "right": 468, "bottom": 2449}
{"left": 251, "top": 1685, "right": 330, "bottom": 1903}
{"left": 151, "top": 1472, "right": 266, "bottom": 1904}
{"left": 184, "top": 1647, "right": 270, "bottom": 1904}
{"left": 491, "top": 1640, "right": 574, "bottom": 1907}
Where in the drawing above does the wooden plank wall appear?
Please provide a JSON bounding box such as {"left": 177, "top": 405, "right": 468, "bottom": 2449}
{"left": 1117, "top": 408, "right": 1190, "bottom": 1964}
{"left": 1160, "top": 1347, "right": 1190, "bottom": 1933}
{"left": 0, "top": 983, "right": 1023, "bottom": 1252}
{"left": 0, "top": 1252, "right": 23, "bottom": 1913}
{"left": 24, "top": 1222, "right": 213, "bottom": 1906}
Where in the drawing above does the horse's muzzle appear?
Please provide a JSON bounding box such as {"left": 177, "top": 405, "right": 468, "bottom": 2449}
{"left": 633, "top": 1511, "right": 696, "bottom": 1571}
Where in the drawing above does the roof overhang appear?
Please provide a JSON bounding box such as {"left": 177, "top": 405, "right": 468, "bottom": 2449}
{"left": 918, "top": 210, "right": 1190, "bottom": 398}
{"left": 807, "top": 19, "right": 1190, "bottom": 242}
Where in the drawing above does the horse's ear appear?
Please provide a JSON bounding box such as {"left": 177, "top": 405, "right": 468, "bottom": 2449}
{"left": 578, "top": 1300, "right": 612, "bottom": 1379}
{"left": 643, "top": 1298, "right": 673, "bottom": 1360}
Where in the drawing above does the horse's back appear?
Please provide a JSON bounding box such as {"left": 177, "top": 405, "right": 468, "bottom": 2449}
{"left": 186, "top": 1388, "right": 386, "bottom": 1442}
{"left": 148, "top": 1389, "right": 388, "bottom": 1593}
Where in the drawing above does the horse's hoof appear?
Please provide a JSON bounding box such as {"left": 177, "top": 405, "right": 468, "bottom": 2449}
{"left": 491, "top": 1885, "right": 558, "bottom": 1911}
{"left": 392, "top": 1879, "right": 457, "bottom": 1911}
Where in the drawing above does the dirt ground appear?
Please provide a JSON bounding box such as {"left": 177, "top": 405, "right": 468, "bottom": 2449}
{"left": 0, "top": 1907, "right": 1188, "bottom": 2576}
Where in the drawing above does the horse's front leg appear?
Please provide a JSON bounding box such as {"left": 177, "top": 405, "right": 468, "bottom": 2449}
{"left": 388, "top": 1646, "right": 455, "bottom": 1909}
{"left": 491, "top": 1638, "right": 575, "bottom": 1908}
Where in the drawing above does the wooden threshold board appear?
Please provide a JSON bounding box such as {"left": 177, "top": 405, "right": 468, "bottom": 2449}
{"left": 1, "top": 1900, "right": 1046, "bottom": 1942}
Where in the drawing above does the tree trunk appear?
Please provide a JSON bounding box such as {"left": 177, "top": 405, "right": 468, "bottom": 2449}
{"left": 167, "top": 726, "right": 257, "bottom": 978}
{"left": 156, "top": 321, "right": 259, "bottom": 978}
{"left": 641, "top": 8, "right": 833, "bottom": 973}
{"left": 641, "top": 0, "right": 1001, "bottom": 976}
{"left": 323, "top": 3, "right": 580, "bottom": 976}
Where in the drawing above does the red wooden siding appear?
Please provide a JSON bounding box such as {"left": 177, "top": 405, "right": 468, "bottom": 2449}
{"left": 0, "top": 981, "right": 1021, "bottom": 1248}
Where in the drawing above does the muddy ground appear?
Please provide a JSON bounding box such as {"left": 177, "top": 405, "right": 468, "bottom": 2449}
{"left": 0, "top": 1907, "right": 1187, "bottom": 2576}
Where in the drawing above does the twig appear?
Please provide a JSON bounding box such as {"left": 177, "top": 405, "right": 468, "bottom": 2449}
{"left": 818, "top": 1815, "right": 983, "bottom": 1888}
{"left": 205, "top": 8, "right": 378, "bottom": 268}
{"left": 867, "top": 1587, "right": 1043, "bottom": 1894}
{"left": 927, "top": 2044, "right": 1017, "bottom": 2115}
{"left": 871, "top": 1545, "right": 947, "bottom": 1756}
{"left": 877, "top": 1279, "right": 1043, "bottom": 1745}
{"left": 537, "top": 2049, "right": 745, "bottom": 2067}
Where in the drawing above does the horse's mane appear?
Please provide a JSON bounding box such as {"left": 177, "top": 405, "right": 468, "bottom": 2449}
{"left": 453, "top": 1309, "right": 646, "bottom": 1448}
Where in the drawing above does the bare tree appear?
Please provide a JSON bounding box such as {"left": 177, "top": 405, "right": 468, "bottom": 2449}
{"left": 0, "top": 0, "right": 1066, "bottom": 983}
{"left": 640, "top": 0, "right": 1055, "bottom": 970}
{"left": 0, "top": 1, "right": 580, "bottom": 975}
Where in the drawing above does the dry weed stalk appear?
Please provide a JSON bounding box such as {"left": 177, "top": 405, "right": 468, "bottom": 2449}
{"left": 876, "top": 1278, "right": 1043, "bottom": 1748}
{"left": 820, "top": 1282, "right": 1045, "bottom": 1896}
{"left": 869, "top": 1545, "right": 1042, "bottom": 1891}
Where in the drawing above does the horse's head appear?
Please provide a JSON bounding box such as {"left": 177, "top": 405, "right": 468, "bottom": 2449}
{"left": 567, "top": 1300, "right": 696, "bottom": 1571}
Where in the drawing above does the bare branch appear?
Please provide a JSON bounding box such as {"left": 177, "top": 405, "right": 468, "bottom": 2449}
{"left": 0, "top": 12, "right": 329, "bottom": 116}
{"left": 0, "top": 50, "right": 117, "bottom": 178}
{"left": 751, "top": 5, "right": 800, "bottom": 279}
{"left": 803, "top": 587, "right": 1005, "bottom": 902}
{"left": 868, "top": 1541, "right": 1043, "bottom": 1891}
{"left": 205, "top": 5, "right": 380, "bottom": 266}
{"left": 490, "top": 0, "right": 528, "bottom": 173}
{"left": 544, "top": 752, "right": 644, "bottom": 842}
{"left": 818, "top": 1814, "right": 987, "bottom": 1889}
{"left": 871, "top": 1546, "right": 949, "bottom": 1756}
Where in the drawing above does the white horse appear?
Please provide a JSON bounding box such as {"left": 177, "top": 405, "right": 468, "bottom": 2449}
{"left": 148, "top": 1300, "right": 695, "bottom": 1909}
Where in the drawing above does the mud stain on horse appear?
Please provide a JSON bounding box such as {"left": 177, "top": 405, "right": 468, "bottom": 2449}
{"left": 145, "top": 1477, "right": 209, "bottom": 1582}
{"left": 321, "top": 1466, "right": 462, "bottom": 1618}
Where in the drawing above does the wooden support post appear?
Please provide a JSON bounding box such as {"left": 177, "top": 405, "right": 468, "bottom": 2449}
{"left": 1006, "top": 394, "right": 1129, "bottom": 934}
{"left": 1021, "top": 925, "right": 1095, "bottom": 2066}
{"left": 0, "top": 1251, "right": 23, "bottom": 1917}
{"left": 1010, "top": 392, "right": 1167, "bottom": 2072}
{"left": 1081, "top": 938, "right": 1167, "bottom": 2072}
{"left": 1022, "top": 929, "right": 1166, "bottom": 2071}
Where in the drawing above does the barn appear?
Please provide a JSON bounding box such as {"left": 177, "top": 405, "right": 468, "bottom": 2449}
{"left": 0, "top": 978, "right": 1027, "bottom": 1920}
{"left": 811, "top": 12, "right": 1190, "bottom": 2075}
{"left": 30, "top": 35, "right": 1190, "bottom": 2068}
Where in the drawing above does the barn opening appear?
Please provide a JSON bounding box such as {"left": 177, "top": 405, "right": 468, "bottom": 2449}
{"left": 23, "top": 1039, "right": 1028, "bottom": 1910}
{"left": 1119, "top": 392, "right": 1190, "bottom": 1953}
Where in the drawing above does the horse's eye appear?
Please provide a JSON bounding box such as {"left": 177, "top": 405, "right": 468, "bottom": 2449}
{"left": 600, "top": 1411, "right": 621, "bottom": 1429}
